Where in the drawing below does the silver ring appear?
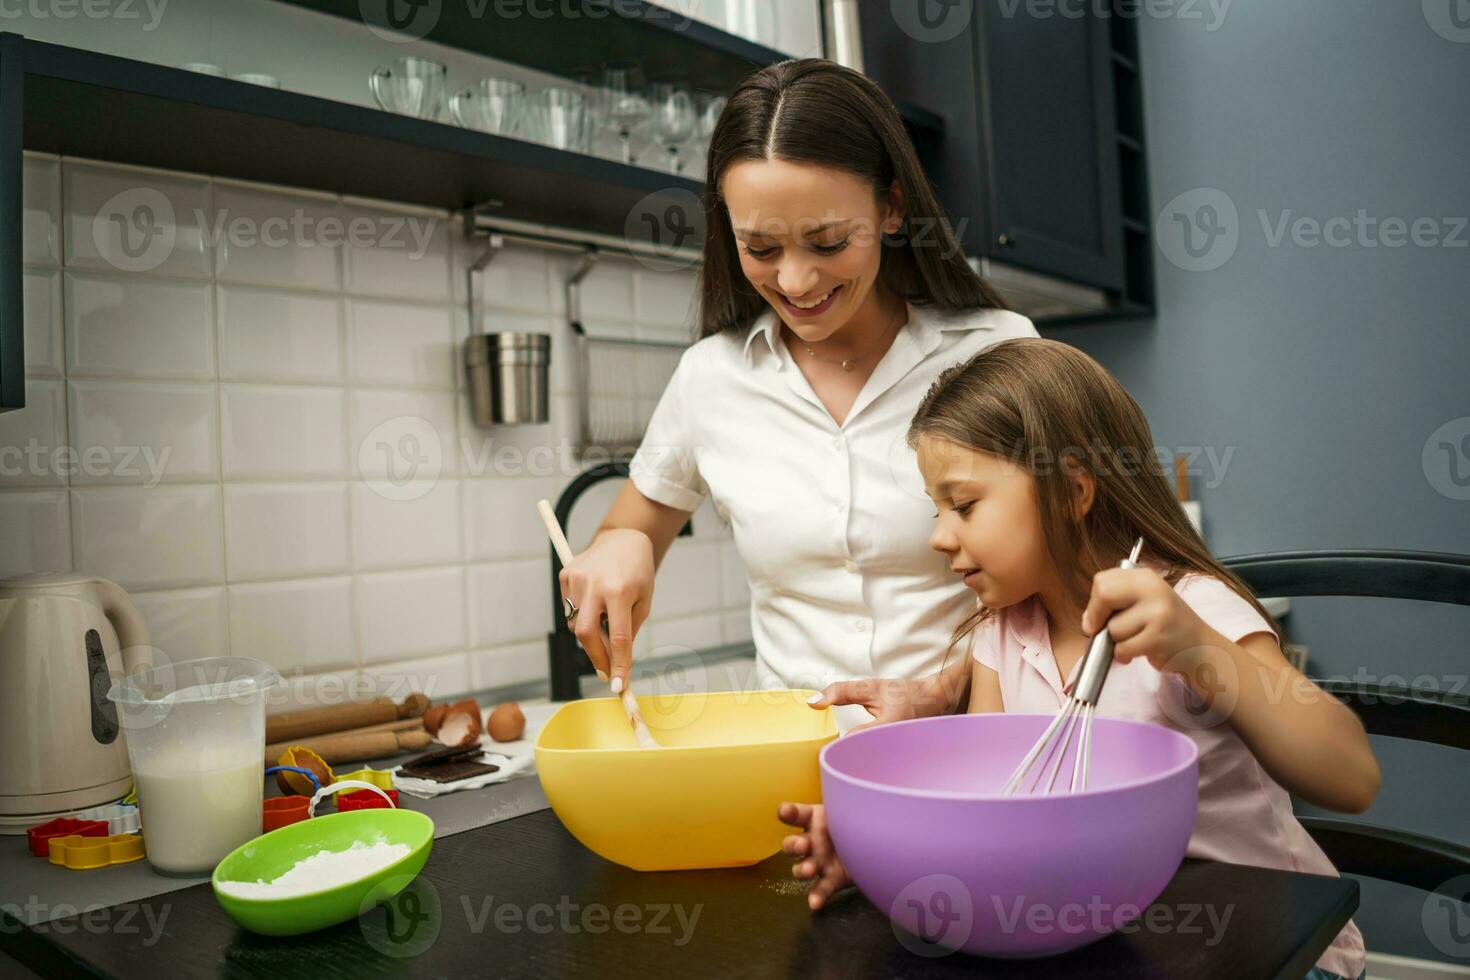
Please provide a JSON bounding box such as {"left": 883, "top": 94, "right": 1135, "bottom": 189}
{"left": 562, "top": 595, "right": 578, "bottom": 624}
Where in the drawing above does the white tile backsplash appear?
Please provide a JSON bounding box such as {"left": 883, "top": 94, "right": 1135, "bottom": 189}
{"left": 648, "top": 612, "right": 727, "bottom": 659}
{"left": 65, "top": 273, "right": 214, "bottom": 379}
{"left": 346, "top": 298, "right": 456, "bottom": 388}
{"left": 722, "top": 609, "right": 754, "bottom": 646}
{"left": 24, "top": 270, "right": 63, "bottom": 377}
{"left": 212, "top": 182, "right": 342, "bottom": 291}
{"left": 350, "top": 479, "right": 462, "bottom": 570}
{"left": 23, "top": 155, "right": 60, "bottom": 267}
{"left": 469, "top": 640, "right": 547, "bottom": 692}
{"left": 653, "top": 537, "right": 726, "bottom": 619}
{"left": 224, "top": 483, "right": 351, "bottom": 580}
{"left": 64, "top": 162, "right": 211, "bottom": 280}
{"left": 68, "top": 381, "right": 218, "bottom": 484}
{"left": 343, "top": 204, "right": 452, "bottom": 302}
{"left": 356, "top": 566, "right": 467, "bottom": 663}
{"left": 364, "top": 650, "right": 474, "bottom": 701}
{"left": 462, "top": 474, "right": 562, "bottom": 561}
{"left": 550, "top": 250, "right": 637, "bottom": 325}
{"left": 349, "top": 388, "right": 459, "bottom": 479}
{"left": 131, "top": 586, "right": 229, "bottom": 662}
{"left": 468, "top": 243, "right": 551, "bottom": 315}
{"left": 71, "top": 484, "right": 225, "bottom": 591}
{"left": 0, "top": 380, "right": 67, "bottom": 489}
{"left": 636, "top": 266, "right": 699, "bottom": 332}
{"left": 0, "top": 490, "right": 71, "bottom": 577}
{"left": 218, "top": 286, "right": 344, "bottom": 383}
{"left": 467, "top": 559, "right": 553, "bottom": 648}
{"left": 221, "top": 384, "right": 348, "bottom": 479}
{"left": 5, "top": 156, "right": 732, "bottom": 700}
{"left": 229, "top": 576, "right": 356, "bottom": 673}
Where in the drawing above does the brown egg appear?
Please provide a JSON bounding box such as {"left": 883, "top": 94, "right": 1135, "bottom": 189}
{"left": 422, "top": 703, "right": 448, "bottom": 736}
{"left": 436, "top": 707, "right": 483, "bottom": 747}
{"left": 487, "top": 702, "right": 525, "bottom": 742}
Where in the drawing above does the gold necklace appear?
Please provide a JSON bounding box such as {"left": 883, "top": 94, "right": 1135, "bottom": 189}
{"left": 798, "top": 301, "right": 906, "bottom": 372}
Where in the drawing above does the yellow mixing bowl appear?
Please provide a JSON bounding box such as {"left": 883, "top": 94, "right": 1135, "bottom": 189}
{"left": 534, "top": 689, "right": 837, "bottom": 871}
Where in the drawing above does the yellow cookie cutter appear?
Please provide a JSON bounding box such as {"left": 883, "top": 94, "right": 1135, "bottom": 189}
{"left": 331, "top": 767, "right": 395, "bottom": 800}
{"left": 48, "top": 833, "right": 145, "bottom": 870}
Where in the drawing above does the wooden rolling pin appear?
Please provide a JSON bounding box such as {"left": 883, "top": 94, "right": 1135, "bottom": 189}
{"left": 265, "top": 693, "right": 429, "bottom": 743}
{"left": 266, "top": 729, "right": 433, "bottom": 767}
{"left": 264, "top": 717, "right": 424, "bottom": 761}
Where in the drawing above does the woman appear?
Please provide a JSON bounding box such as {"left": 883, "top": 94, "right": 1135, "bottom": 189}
{"left": 559, "top": 59, "right": 1037, "bottom": 724}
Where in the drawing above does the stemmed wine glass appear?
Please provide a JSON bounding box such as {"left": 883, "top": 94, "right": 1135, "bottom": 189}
{"left": 686, "top": 90, "right": 727, "bottom": 174}
{"left": 600, "top": 60, "right": 652, "bottom": 165}
{"left": 647, "top": 81, "right": 697, "bottom": 174}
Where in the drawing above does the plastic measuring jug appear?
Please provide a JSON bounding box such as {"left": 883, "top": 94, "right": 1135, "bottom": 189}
{"left": 106, "top": 657, "right": 282, "bottom": 875}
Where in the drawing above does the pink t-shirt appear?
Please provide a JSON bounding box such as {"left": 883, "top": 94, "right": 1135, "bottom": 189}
{"left": 971, "top": 573, "right": 1365, "bottom": 979}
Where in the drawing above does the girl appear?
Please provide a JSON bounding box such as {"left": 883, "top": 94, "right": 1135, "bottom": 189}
{"left": 782, "top": 338, "right": 1377, "bottom": 980}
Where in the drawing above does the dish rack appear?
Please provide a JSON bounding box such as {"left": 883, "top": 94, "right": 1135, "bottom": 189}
{"left": 463, "top": 209, "right": 698, "bottom": 458}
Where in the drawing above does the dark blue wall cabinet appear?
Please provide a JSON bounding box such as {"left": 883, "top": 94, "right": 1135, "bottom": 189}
{"left": 858, "top": 1, "right": 1155, "bottom": 316}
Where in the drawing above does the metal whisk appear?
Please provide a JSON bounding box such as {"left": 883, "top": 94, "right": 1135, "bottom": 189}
{"left": 1000, "top": 537, "right": 1145, "bottom": 796}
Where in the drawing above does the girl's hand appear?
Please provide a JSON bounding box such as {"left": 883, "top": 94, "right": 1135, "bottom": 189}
{"left": 806, "top": 676, "right": 948, "bottom": 733}
{"left": 1081, "top": 567, "right": 1222, "bottom": 675}
{"left": 778, "top": 802, "right": 852, "bottom": 910}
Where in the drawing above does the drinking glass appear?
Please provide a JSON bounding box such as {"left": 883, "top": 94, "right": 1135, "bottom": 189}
{"left": 647, "top": 82, "right": 697, "bottom": 174}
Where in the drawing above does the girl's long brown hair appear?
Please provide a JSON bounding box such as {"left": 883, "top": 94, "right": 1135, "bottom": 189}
{"left": 908, "top": 338, "right": 1279, "bottom": 649}
{"left": 697, "top": 58, "right": 1006, "bottom": 338}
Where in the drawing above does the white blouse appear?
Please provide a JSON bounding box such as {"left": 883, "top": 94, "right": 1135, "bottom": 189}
{"left": 630, "top": 301, "right": 1038, "bottom": 704}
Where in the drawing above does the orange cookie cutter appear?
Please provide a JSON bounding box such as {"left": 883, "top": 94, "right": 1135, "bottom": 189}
{"left": 47, "top": 833, "right": 145, "bottom": 870}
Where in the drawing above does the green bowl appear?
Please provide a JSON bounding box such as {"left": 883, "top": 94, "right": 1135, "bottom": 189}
{"left": 211, "top": 809, "right": 434, "bottom": 936}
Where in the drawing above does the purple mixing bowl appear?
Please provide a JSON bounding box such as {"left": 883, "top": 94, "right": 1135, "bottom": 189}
{"left": 820, "top": 713, "right": 1198, "bottom": 959}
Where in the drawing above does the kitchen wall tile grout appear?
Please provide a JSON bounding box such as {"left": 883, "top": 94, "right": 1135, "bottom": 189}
{"left": 49, "top": 156, "right": 79, "bottom": 576}
{"left": 206, "top": 171, "right": 236, "bottom": 659}
{"left": 335, "top": 202, "right": 365, "bottom": 673}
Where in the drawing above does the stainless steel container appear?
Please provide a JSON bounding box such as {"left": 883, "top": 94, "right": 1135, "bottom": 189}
{"left": 465, "top": 332, "right": 551, "bottom": 426}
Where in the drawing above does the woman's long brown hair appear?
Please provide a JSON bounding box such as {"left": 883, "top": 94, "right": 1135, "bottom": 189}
{"left": 697, "top": 58, "right": 1006, "bottom": 338}
{"left": 908, "top": 338, "right": 1280, "bottom": 651}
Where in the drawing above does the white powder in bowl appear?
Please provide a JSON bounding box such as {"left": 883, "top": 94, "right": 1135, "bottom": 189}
{"left": 216, "top": 840, "right": 412, "bottom": 899}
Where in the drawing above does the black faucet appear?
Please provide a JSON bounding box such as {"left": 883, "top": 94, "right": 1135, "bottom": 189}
{"left": 546, "top": 462, "right": 693, "bottom": 701}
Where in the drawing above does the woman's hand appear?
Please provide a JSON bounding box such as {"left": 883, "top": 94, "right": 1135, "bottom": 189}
{"left": 778, "top": 802, "right": 852, "bottom": 910}
{"left": 805, "top": 674, "right": 954, "bottom": 733}
{"left": 1081, "top": 567, "right": 1222, "bottom": 675}
{"left": 558, "top": 527, "right": 656, "bottom": 689}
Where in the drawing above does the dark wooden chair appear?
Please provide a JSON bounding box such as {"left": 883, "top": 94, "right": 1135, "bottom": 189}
{"left": 1221, "top": 549, "right": 1470, "bottom": 899}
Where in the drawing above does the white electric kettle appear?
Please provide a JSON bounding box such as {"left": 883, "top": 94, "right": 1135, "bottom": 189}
{"left": 0, "top": 573, "right": 151, "bottom": 833}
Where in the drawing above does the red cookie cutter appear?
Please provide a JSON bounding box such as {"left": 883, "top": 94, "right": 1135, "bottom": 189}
{"left": 27, "top": 817, "right": 109, "bottom": 858}
{"left": 262, "top": 795, "right": 311, "bottom": 832}
{"left": 336, "top": 788, "right": 400, "bottom": 812}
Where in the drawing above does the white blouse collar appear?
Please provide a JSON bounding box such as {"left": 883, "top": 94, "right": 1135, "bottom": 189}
{"left": 740, "top": 300, "right": 990, "bottom": 368}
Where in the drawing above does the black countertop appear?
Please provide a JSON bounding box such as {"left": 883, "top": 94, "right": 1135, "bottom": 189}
{"left": 2, "top": 807, "right": 1357, "bottom": 980}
